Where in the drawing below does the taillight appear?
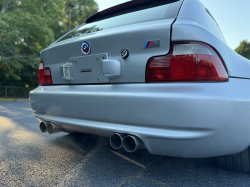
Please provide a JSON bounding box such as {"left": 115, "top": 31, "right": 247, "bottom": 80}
{"left": 146, "top": 42, "right": 228, "bottom": 82}
{"left": 39, "top": 61, "right": 53, "bottom": 85}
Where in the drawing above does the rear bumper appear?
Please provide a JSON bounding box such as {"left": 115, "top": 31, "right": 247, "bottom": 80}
{"left": 30, "top": 78, "right": 250, "bottom": 158}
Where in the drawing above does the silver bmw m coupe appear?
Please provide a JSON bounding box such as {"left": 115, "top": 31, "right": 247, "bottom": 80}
{"left": 30, "top": 0, "right": 250, "bottom": 172}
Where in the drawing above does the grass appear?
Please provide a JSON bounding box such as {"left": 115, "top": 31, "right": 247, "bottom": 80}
{"left": 0, "top": 98, "right": 16, "bottom": 102}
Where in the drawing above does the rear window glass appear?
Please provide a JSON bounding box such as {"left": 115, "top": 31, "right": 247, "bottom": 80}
{"left": 57, "top": 2, "right": 180, "bottom": 43}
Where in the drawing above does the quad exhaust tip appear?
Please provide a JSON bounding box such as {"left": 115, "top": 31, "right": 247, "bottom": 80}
{"left": 47, "top": 122, "right": 63, "bottom": 134}
{"left": 40, "top": 122, "right": 48, "bottom": 133}
{"left": 39, "top": 121, "right": 63, "bottom": 134}
{"left": 123, "top": 135, "right": 141, "bottom": 153}
{"left": 110, "top": 133, "right": 124, "bottom": 149}
{"left": 110, "top": 133, "right": 142, "bottom": 153}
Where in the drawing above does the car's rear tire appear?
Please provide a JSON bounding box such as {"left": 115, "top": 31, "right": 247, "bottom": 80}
{"left": 217, "top": 147, "right": 250, "bottom": 173}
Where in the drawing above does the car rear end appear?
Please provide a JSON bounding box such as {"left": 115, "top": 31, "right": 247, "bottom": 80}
{"left": 30, "top": 0, "right": 250, "bottom": 160}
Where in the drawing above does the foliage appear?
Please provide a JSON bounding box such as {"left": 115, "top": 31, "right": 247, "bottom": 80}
{"left": 0, "top": 98, "right": 15, "bottom": 102}
{"left": 52, "top": 0, "right": 98, "bottom": 41}
{"left": 235, "top": 40, "right": 250, "bottom": 60}
{"left": 0, "top": 0, "right": 98, "bottom": 87}
{"left": 69, "top": 0, "right": 98, "bottom": 29}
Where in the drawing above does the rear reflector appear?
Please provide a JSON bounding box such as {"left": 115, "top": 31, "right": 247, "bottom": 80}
{"left": 39, "top": 61, "right": 53, "bottom": 85}
{"left": 146, "top": 42, "right": 228, "bottom": 82}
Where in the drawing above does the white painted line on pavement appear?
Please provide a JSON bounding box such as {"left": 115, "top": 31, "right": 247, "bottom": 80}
{"left": 110, "top": 150, "right": 146, "bottom": 169}
{"left": 56, "top": 138, "right": 103, "bottom": 187}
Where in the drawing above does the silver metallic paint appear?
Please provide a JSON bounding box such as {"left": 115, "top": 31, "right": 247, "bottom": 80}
{"left": 42, "top": 19, "right": 175, "bottom": 84}
{"left": 172, "top": 0, "right": 250, "bottom": 78}
{"left": 102, "top": 58, "right": 121, "bottom": 78}
{"left": 30, "top": 0, "right": 250, "bottom": 158}
{"left": 30, "top": 78, "right": 250, "bottom": 158}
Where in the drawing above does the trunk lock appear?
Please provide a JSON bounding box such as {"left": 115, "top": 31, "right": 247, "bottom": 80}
{"left": 121, "top": 49, "right": 129, "bottom": 59}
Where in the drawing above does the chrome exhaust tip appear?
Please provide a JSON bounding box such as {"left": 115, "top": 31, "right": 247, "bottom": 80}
{"left": 123, "top": 135, "right": 141, "bottom": 153}
{"left": 39, "top": 122, "right": 48, "bottom": 133}
{"left": 47, "top": 122, "right": 63, "bottom": 134}
{"left": 110, "top": 133, "right": 124, "bottom": 149}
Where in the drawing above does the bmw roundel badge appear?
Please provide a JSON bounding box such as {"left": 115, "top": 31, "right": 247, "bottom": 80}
{"left": 81, "top": 41, "right": 91, "bottom": 55}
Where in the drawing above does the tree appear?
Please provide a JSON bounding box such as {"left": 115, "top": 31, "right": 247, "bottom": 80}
{"left": 0, "top": 0, "right": 98, "bottom": 87}
{"left": 235, "top": 40, "right": 250, "bottom": 60}
{"left": 52, "top": 0, "right": 98, "bottom": 41}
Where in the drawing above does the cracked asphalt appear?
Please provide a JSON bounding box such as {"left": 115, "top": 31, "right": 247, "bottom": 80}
{"left": 1, "top": 102, "right": 250, "bottom": 187}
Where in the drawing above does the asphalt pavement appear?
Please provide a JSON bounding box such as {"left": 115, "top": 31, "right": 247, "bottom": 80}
{"left": 1, "top": 102, "right": 250, "bottom": 187}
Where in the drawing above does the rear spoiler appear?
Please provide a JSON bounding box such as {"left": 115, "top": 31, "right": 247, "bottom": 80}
{"left": 86, "top": 0, "right": 180, "bottom": 23}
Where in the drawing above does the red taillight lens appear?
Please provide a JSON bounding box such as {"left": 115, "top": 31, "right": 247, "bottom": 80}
{"left": 38, "top": 61, "right": 53, "bottom": 85}
{"left": 146, "top": 42, "right": 228, "bottom": 82}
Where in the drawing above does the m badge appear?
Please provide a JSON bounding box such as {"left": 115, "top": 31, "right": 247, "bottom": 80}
{"left": 144, "top": 40, "right": 161, "bottom": 49}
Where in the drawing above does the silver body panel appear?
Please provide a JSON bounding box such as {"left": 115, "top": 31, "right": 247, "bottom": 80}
{"left": 43, "top": 19, "right": 174, "bottom": 84}
{"left": 30, "top": 78, "right": 250, "bottom": 158}
{"left": 173, "top": 0, "right": 250, "bottom": 78}
{"left": 30, "top": 0, "right": 250, "bottom": 158}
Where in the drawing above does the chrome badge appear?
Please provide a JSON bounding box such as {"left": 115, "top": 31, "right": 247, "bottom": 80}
{"left": 121, "top": 49, "right": 129, "bottom": 59}
{"left": 144, "top": 40, "right": 160, "bottom": 49}
{"left": 81, "top": 41, "right": 91, "bottom": 55}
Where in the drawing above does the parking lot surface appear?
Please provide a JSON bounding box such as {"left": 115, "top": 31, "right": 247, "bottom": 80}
{"left": 1, "top": 102, "right": 250, "bottom": 187}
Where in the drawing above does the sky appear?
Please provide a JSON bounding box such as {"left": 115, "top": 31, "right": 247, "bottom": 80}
{"left": 95, "top": 0, "right": 250, "bottom": 50}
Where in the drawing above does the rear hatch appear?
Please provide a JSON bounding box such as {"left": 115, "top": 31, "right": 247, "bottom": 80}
{"left": 41, "top": 0, "right": 183, "bottom": 85}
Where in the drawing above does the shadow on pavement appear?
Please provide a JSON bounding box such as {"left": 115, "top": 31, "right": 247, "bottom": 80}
{"left": 1, "top": 102, "right": 250, "bottom": 187}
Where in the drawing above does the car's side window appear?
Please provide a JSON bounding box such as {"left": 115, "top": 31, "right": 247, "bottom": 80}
{"left": 205, "top": 9, "right": 226, "bottom": 43}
